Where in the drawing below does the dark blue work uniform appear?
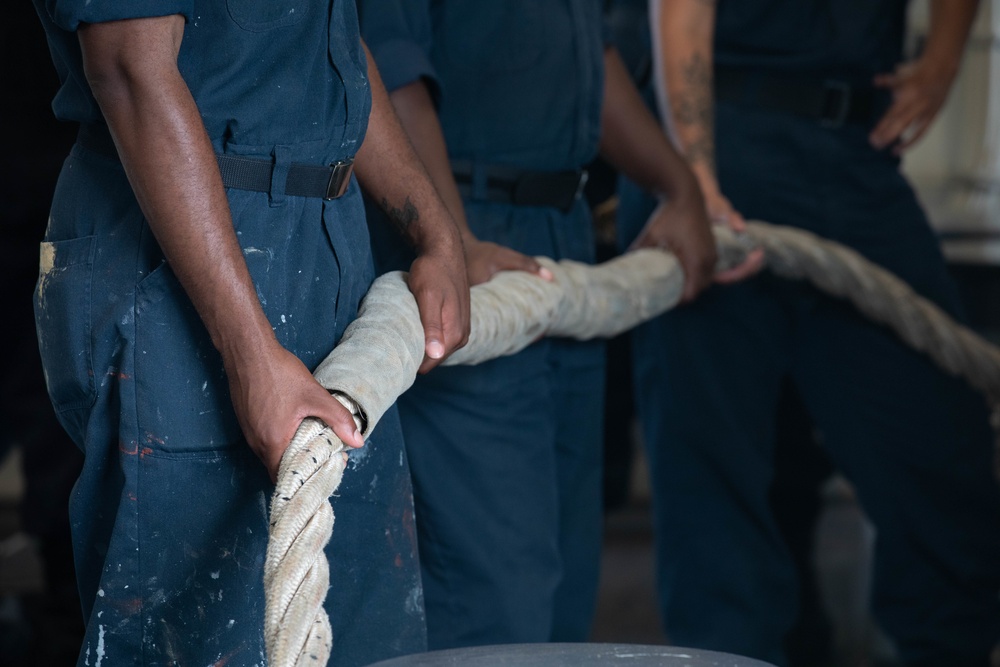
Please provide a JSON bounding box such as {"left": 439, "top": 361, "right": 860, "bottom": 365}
{"left": 32, "top": 1, "right": 426, "bottom": 665}
{"left": 617, "top": 1, "right": 1000, "bottom": 665}
{"left": 359, "top": 0, "right": 607, "bottom": 649}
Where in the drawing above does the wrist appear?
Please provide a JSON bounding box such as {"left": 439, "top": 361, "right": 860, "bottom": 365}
{"left": 690, "top": 162, "right": 721, "bottom": 193}
{"left": 658, "top": 167, "right": 704, "bottom": 209}
{"left": 917, "top": 49, "right": 961, "bottom": 84}
{"left": 412, "top": 205, "right": 464, "bottom": 256}
{"left": 212, "top": 309, "right": 281, "bottom": 371}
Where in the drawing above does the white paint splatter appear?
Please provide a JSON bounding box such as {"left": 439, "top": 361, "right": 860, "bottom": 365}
{"left": 227, "top": 619, "right": 235, "bottom": 629}
{"left": 347, "top": 444, "right": 370, "bottom": 468}
{"left": 210, "top": 571, "right": 220, "bottom": 580}
{"left": 97, "top": 588, "right": 105, "bottom": 597}
{"left": 405, "top": 585, "right": 423, "bottom": 615}
{"left": 95, "top": 625, "right": 106, "bottom": 667}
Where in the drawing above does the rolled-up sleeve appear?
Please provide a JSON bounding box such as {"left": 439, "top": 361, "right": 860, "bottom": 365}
{"left": 44, "top": 0, "right": 193, "bottom": 31}
{"left": 358, "top": 0, "right": 440, "bottom": 102}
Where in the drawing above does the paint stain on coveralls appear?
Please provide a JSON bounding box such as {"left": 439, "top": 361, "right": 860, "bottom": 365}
{"left": 36, "top": 241, "right": 56, "bottom": 299}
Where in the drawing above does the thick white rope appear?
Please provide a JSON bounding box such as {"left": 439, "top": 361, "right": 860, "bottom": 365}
{"left": 740, "top": 221, "right": 1000, "bottom": 400}
{"left": 264, "top": 221, "right": 1000, "bottom": 666}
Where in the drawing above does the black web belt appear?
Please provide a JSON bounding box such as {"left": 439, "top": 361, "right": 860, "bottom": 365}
{"left": 77, "top": 124, "right": 354, "bottom": 200}
{"left": 452, "top": 160, "right": 589, "bottom": 213}
{"left": 714, "top": 66, "right": 879, "bottom": 129}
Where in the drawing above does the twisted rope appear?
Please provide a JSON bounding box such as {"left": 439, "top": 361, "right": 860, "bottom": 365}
{"left": 737, "top": 221, "right": 1000, "bottom": 401}
{"left": 265, "top": 221, "right": 1000, "bottom": 666}
{"left": 264, "top": 418, "right": 339, "bottom": 667}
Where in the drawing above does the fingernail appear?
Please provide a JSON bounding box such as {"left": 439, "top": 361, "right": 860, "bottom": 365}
{"left": 427, "top": 340, "right": 445, "bottom": 359}
{"left": 353, "top": 429, "right": 364, "bottom": 447}
{"left": 539, "top": 267, "right": 554, "bottom": 281}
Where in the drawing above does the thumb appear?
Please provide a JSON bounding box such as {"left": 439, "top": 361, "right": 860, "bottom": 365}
{"left": 423, "top": 312, "right": 446, "bottom": 362}
{"left": 518, "top": 254, "right": 554, "bottom": 281}
{"left": 724, "top": 209, "right": 747, "bottom": 232}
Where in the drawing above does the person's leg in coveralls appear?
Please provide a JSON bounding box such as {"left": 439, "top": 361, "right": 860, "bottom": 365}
{"left": 358, "top": 1, "right": 612, "bottom": 648}
{"left": 618, "top": 98, "right": 1000, "bottom": 667}
{"left": 31, "top": 1, "right": 435, "bottom": 664}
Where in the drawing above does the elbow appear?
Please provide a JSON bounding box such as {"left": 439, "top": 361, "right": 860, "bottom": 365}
{"left": 82, "top": 52, "right": 135, "bottom": 112}
{"left": 78, "top": 16, "right": 185, "bottom": 114}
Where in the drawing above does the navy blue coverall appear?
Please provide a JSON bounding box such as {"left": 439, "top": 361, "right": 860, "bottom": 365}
{"left": 617, "top": 1, "right": 1000, "bottom": 665}
{"left": 359, "top": 0, "right": 607, "bottom": 649}
{"left": 32, "top": 1, "right": 426, "bottom": 665}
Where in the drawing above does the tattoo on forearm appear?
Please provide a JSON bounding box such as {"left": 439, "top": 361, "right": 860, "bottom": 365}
{"left": 381, "top": 196, "right": 420, "bottom": 236}
{"left": 671, "top": 50, "right": 716, "bottom": 172}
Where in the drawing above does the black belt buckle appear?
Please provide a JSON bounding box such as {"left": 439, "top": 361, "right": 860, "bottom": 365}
{"left": 819, "top": 80, "right": 851, "bottom": 129}
{"left": 325, "top": 159, "right": 355, "bottom": 200}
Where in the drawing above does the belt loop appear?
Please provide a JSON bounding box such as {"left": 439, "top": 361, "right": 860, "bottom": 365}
{"left": 819, "top": 80, "right": 852, "bottom": 129}
{"left": 270, "top": 145, "right": 291, "bottom": 208}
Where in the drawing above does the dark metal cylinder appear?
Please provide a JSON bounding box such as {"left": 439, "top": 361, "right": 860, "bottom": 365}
{"left": 367, "top": 644, "right": 777, "bottom": 667}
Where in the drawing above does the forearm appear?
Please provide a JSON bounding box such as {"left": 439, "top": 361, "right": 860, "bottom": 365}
{"left": 355, "top": 41, "right": 469, "bottom": 365}
{"left": 923, "top": 0, "right": 979, "bottom": 76}
{"left": 387, "top": 80, "right": 473, "bottom": 239}
{"left": 384, "top": 66, "right": 547, "bottom": 286}
{"left": 599, "top": 46, "right": 700, "bottom": 204}
{"left": 354, "top": 44, "right": 463, "bottom": 256}
{"left": 80, "top": 17, "right": 276, "bottom": 364}
{"left": 600, "top": 47, "right": 718, "bottom": 297}
{"left": 651, "top": 0, "right": 718, "bottom": 181}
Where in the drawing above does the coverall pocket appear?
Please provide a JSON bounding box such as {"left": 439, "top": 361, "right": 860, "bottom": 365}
{"left": 133, "top": 262, "right": 243, "bottom": 453}
{"left": 227, "top": 0, "right": 308, "bottom": 32}
{"left": 34, "top": 236, "right": 96, "bottom": 414}
{"left": 133, "top": 446, "right": 271, "bottom": 666}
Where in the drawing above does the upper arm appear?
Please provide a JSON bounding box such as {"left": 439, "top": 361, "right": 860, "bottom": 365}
{"left": 78, "top": 15, "right": 185, "bottom": 99}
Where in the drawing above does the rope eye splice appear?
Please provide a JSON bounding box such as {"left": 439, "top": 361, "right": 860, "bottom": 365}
{"left": 263, "top": 220, "right": 1000, "bottom": 667}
